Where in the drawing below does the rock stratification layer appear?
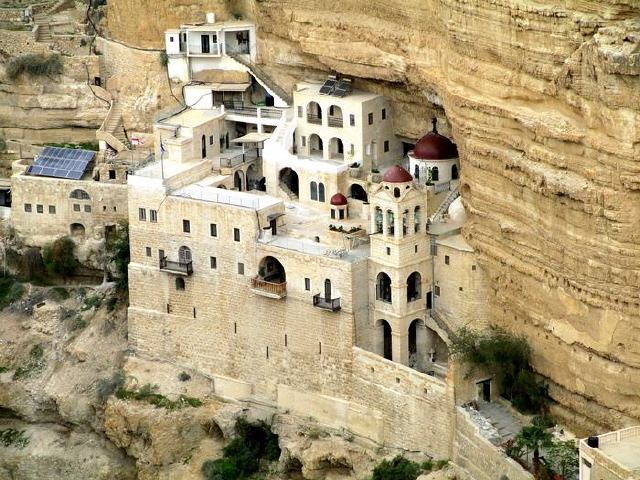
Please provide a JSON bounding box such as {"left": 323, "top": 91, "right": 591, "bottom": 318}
{"left": 106, "top": 0, "right": 640, "bottom": 434}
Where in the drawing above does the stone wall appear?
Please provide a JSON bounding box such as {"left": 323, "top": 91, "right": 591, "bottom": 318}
{"left": 454, "top": 407, "right": 533, "bottom": 480}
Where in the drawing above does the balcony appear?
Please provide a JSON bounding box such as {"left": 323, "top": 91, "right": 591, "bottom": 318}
{"left": 188, "top": 43, "right": 221, "bottom": 56}
{"left": 313, "top": 294, "right": 341, "bottom": 311}
{"left": 327, "top": 116, "right": 343, "bottom": 128}
{"left": 251, "top": 276, "right": 287, "bottom": 299}
{"left": 159, "top": 257, "right": 193, "bottom": 276}
{"left": 306, "top": 114, "right": 322, "bottom": 125}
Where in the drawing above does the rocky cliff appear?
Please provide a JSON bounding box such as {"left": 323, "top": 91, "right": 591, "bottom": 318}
{"left": 105, "top": 0, "right": 640, "bottom": 435}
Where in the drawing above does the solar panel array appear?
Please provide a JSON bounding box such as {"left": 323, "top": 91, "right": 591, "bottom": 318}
{"left": 332, "top": 79, "right": 352, "bottom": 98}
{"left": 319, "top": 76, "right": 338, "bottom": 95}
{"left": 26, "top": 146, "right": 95, "bottom": 180}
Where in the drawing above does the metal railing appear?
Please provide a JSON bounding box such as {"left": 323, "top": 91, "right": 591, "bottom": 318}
{"left": 251, "top": 276, "right": 287, "bottom": 298}
{"left": 225, "top": 105, "right": 284, "bottom": 119}
{"left": 306, "top": 114, "right": 322, "bottom": 125}
{"left": 221, "top": 148, "right": 259, "bottom": 168}
{"left": 159, "top": 257, "right": 193, "bottom": 275}
{"left": 312, "top": 294, "right": 341, "bottom": 311}
{"left": 188, "top": 43, "right": 221, "bottom": 55}
{"left": 327, "top": 116, "right": 343, "bottom": 128}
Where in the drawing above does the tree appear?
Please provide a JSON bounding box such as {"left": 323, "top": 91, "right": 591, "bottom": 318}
{"left": 515, "top": 424, "right": 553, "bottom": 477}
{"left": 546, "top": 439, "right": 578, "bottom": 479}
{"left": 107, "top": 223, "right": 129, "bottom": 293}
{"left": 372, "top": 456, "right": 421, "bottom": 480}
{"left": 42, "top": 236, "right": 77, "bottom": 277}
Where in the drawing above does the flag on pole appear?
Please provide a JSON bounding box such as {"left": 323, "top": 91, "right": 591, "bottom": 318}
{"left": 131, "top": 136, "right": 144, "bottom": 146}
{"left": 160, "top": 140, "right": 166, "bottom": 155}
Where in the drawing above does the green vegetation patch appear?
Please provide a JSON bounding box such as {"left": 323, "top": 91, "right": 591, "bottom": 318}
{"left": 116, "top": 383, "right": 202, "bottom": 410}
{"left": 0, "top": 276, "right": 24, "bottom": 311}
{"left": 202, "top": 417, "right": 281, "bottom": 480}
{"left": 42, "top": 236, "right": 77, "bottom": 278}
{"left": 6, "top": 54, "right": 63, "bottom": 79}
{"left": 13, "top": 343, "right": 45, "bottom": 380}
{"left": 0, "top": 429, "right": 29, "bottom": 449}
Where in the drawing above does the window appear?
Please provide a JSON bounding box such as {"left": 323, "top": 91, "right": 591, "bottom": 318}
{"left": 310, "top": 181, "right": 318, "bottom": 201}
{"left": 432, "top": 166, "right": 439, "bottom": 181}
{"left": 150, "top": 210, "right": 157, "bottom": 223}
{"left": 209, "top": 135, "right": 214, "bottom": 145}
{"left": 146, "top": 247, "right": 151, "bottom": 257}
{"left": 318, "top": 183, "right": 325, "bottom": 202}
{"left": 169, "top": 36, "right": 174, "bottom": 42}
{"left": 304, "top": 278, "right": 310, "bottom": 291}
{"left": 472, "top": 265, "right": 477, "bottom": 271}
{"left": 48, "top": 205, "right": 56, "bottom": 214}
{"left": 368, "top": 112, "right": 373, "bottom": 125}
{"left": 210, "top": 256, "right": 217, "bottom": 269}
{"left": 237, "top": 262, "right": 244, "bottom": 275}
{"left": 175, "top": 277, "right": 185, "bottom": 290}
{"left": 301, "top": 136, "right": 306, "bottom": 147}
{"left": 159, "top": 249, "right": 165, "bottom": 260}
{"left": 36, "top": 204, "right": 43, "bottom": 213}
{"left": 445, "top": 255, "right": 450, "bottom": 265}
{"left": 415, "top": 245, "right": 418, "bottom": 253}
{"left": 109, "top": 170, "right": 116, "bottom": 180}
{"left": 70, "top": 189, "right": 90, "bottom": 200}
{"left": 183, "top": 219, "right": 190, "bottom": 233}
{"left": 139, "top": 208, "right": 146, "bottom": 221}
{"left": 350, "top": 144, "right": 354, "bottom": 155}
{"left": 384, "top": 140, "right": 389, "bottom": 152}
{"left": 297, "top": 106, "right": 303, "bottom": 118}
{"left": 382, "top": 108, "right": 386, "bottom": 120}
{"left": 349, "top": 114, "right": 355, "bottom": 126}
{"left": 233, "top": 228, "right": 240, "bottom": 242}
{"left": 73, "top": 204, "right": 80, "bottom": 212}
{"left": 386, "top": 247, "right": 391, "bottom": 255}
{"left": 210, "top": 223, "right": 217, "bottom": 237}
{"left": 84, "top": 205, "right": 91, "bottom": 213}
{"left": 434, "top": 285, "right": 440, "bottom": 296}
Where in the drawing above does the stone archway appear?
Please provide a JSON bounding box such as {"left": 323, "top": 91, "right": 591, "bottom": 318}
{"left": 377, "top": 319, "right": 393, "bottom": 361}
{"left": 70, "top": 223, "right": 85, "bottom": 237}
{"left": 278, "top": 167, "right": 299, "bottom": 197}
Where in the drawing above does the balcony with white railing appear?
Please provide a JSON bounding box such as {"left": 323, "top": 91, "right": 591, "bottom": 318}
{"left": 187, "top": 42, "right": 221, "bottom": 56}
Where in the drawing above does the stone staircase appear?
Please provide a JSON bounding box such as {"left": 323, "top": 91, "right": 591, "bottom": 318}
{"left": 430, "top": 185, "right": 460, "bottom": 222}
{"left": 47, "top": 0, "right": 75, "bottom": 15}
{"left": 279, "top": 181, "right": 298, "bottom": 200}
{"left": 96, "top": 100, "right": 130, "bottom": 152}
{"left": 228, "top": 53, "right": 293, "bottom": 106}
{"left": 477, "top": 401, "right": 524, "bottom": 445}
{"left": 33, "top": 13, "right": 53, "bottom": 43}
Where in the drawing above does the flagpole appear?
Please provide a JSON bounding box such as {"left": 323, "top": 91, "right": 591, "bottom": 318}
{"left": 160, "top": 135, "right": 165, "bottom": 180}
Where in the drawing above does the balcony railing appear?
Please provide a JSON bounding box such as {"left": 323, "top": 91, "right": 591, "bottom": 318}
{"left": 251, "top": 276, "right": 287, "bottom": 299}
{"left": 313, "top": 294, "right": 341, "bottom": 311}
{"left": 188, "top": 43, "right": 221, "bottom": 55}
{"left": 306, "top": 114, "right": 322, "bottom": 125}
{"left": 159, "top": 257, "right": 193, "bottom": 276}
{"left": 327, "top": 116, "right": 343, "bottom": 128}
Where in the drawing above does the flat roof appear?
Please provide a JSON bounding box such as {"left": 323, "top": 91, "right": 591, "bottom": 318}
{"left": 172, "top": 184, "right": 282, "bottom": 211}
{"left": 179, "top": 20, "right": 255, "bottom": 31}
{"left": 294, "top": 81, "right": 381, "bottom": 102}
{"left": 436, "top": 233, "right": 473, "bottom": 252}
{"left": 156, "top": 108, "right": 224, "bottom": 128}
{"left": 599, "top": 436, "right": 640, "bottom": 471}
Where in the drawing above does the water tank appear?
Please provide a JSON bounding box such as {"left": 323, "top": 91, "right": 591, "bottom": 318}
{"left": 587, "top": 436, "right": 599, "bottom": 448}
{"left": 206, "top": 13, "right": 215, "bottom": 24}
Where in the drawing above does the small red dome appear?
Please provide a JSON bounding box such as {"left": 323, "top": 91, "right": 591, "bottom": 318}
{"left": 382, "top": 165, "right": 413, "bottom": 183}
{"left": 330, "top": 193, "right": 348, "bottom": 206}
{"left": 413, "top": 131, "right": 458, "bottom": 160}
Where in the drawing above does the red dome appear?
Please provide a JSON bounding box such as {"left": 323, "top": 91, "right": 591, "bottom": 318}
{"left": 413, "top": 131, "right": 458, "bottom": 160}
{"left": 382, "top": 165, "right": 413, "bottom": 183}
{"left": 330, "top": 193, "right": 348, "bottom": 206}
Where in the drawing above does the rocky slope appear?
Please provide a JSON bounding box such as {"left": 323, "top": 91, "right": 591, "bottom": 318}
{"left": 104, "top": 0, "right": 640, "bottom": 435}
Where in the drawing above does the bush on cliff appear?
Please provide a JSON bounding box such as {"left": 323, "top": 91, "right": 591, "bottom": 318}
{"left": 42, "top": 236, "right": 77, "bottom": 278}
{"left": 6, "top": 54, "right": 63, "bottom": 80}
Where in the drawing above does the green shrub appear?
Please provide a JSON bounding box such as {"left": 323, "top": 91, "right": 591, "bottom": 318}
{"left": 108, "top": 224, "right": 129, "bottom": 293}
{"left": 160, "top": 50, "right": 169, "bottom": 66}
{"left": 19, "top": 247, "right": 43, "bottom": 281}
{"left": 106, "top": 296, "right": 118, "bottom": 312}
{"left": 49, "top": 287, "right": 70, "bottom": 302}
{"left": 0, "top": 429, "right": 29, "bottom": 448}
{"left": 178, "top": 371, "right": 191, "bottom": 381}
{"left": 96, "top": 371, "right": 125, "bottom": 401}
{"left": 371, "top": 456, "right": 421, "bottom": 480}
{"left": 82, "top": 295, "right": 101, "bottom": 311}
{"left": 42, "top": 236, "right": 77, "bottom": 277}
{"left": 13, "top": 344, "right": 45, "bottom": 380}
{"left": 115, "top": 383, "right": 202, "bottom": 410}
{"left": 71, "top": 316, "right": 87, "bottom": 331}
{"left": 6, "top": 54, "right": 63, "bottom": 79}
{"left": 0, "top": 277, "right": 24, "bottom": 311}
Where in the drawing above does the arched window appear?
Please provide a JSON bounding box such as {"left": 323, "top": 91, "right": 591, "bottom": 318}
{"left": 175, "top": 277, "right": 185, "bottom": 290}
{"left": 394, "top": 187, "right": 400, "bottom": 198}
{"left": 201, "top": 135, "right": 206, "bottom": 158}
{"left": 70, "top": 189, "right": 90, "bottom": 200}
{"left": 432, "top": 166, "right": 439, "bottom": 181}
{"left": 374, "top": 207, "right": 383, "bottom": 233}
{"left": 452, "top": 164, "right": 459, "bottom": 180}
{"left": 324, "top": 279, "right": 332, "bottom": 300}
{"left": 402, "top": 210, "right": 409, "bottom": 235}
{"left": 386, "top": 210, "right": 394, "bottom": 235}
{"left": 407, "top": 272, "right": 421, "bottom": 302}
{"left": 178, "top": 246, "right": 192, "bottom": 264}
{"left": 318, "top": 183, "right": 325, "bottom": 202}
{"left": 376, "top": 272, "right": 392, "bottom": 303}
{"left": 310, "top": 181, "right": 318, "bottom": 201}
{"left": 414, "top": 207, "right": 421, "bottom": 233}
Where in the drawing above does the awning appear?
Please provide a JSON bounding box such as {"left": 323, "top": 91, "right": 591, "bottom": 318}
{"left": 231, "top": 132, "right": 272, "bottom": 144}
{"left": 210, "top": 82, "right": 250, "bottom": 91}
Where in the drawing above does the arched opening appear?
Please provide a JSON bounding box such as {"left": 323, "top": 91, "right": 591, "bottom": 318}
{"left": 246, "top": 164, "right": 260, "bottom": 191}
{"left": 350, "top": 184, "right": 368, "bottom": 202}
{"left": 175, "top": 277, "right": 185, "bottom": 290}
{"left": 258, "top": 256, "right": 286, "bottom": 283}
{"left": 432, "top": 166, "right": 439, "bottom": 181}
{"left": 307, "top": 101, "right": 322, "bottom": 123}
{"left": 394, "top": 187, "right": 400, "bottom": 198}
{"left": 201, "top": 135, "right": 207, "bottom": 158}
{"left": 309, "top": 134, "right": 323, "bottom": 156}
{"left": 376, "top": 272, "right": 392, "bottom": 303}
{"left": 409, "top": 320, "right": 418, "bottom": 357}
{"left": 178, "top": 246, "right": 192, "bottom": 264}
{"left": 329, "top": 137, "right": 344, "bottom": 159}
{"left": 378, "top": 320, "right": 393, "bottom": 360}
{"left": 386, "top": 210, "right": 394, "bottom": 236}
{"left": 278, "top": 168, "right": 299, "bottom": 196}
{"left": 324, "top": 279, "right": 332, "bottom": 300}
{"left": 310, "top": 181, "right": 318, "bottom": 201}
{"left": 69, "top": 189, "right": 90, "bottom": 200}
{"left": 407, "top": 272, "right": 421, "bottom": 302}
{"left": 328, "top": 105, "right": 343, "bottom": 126}
{"left": 451, "top": 164, "right": 459, "bottom": 180}
{"left": 234, "top": 170, "right": 244, "bottom": 191}
{"left": 374, "top": 206, "right": 383, "bottom": 233}
{"left": 414, "top": 206, "right": 421, "bottom": 233}
{"left": 70, "top": 223, "right": 85, "bottom": 236}
{"left": 318, "top": 183, "right": 325, "bottom": 202}
{"left": 402, "top": 209, "right": 409, "bottom": 235}
{"left": 426, "top": 327, "right": 449, "bottom": 365}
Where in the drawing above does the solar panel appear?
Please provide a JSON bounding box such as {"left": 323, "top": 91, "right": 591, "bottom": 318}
{"left": 332, "top": 79, "right": 352, "bottom": 98}
{"left": 319, "top": 75, "right": 338, "bottom": 95}
{"left": 26, "top": 146, "right": 95, "bottom": 180}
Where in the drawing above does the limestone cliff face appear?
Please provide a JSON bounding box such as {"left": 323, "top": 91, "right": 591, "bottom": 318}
{"left": 106, "top": 0, "right": 640, "bottom": 434}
